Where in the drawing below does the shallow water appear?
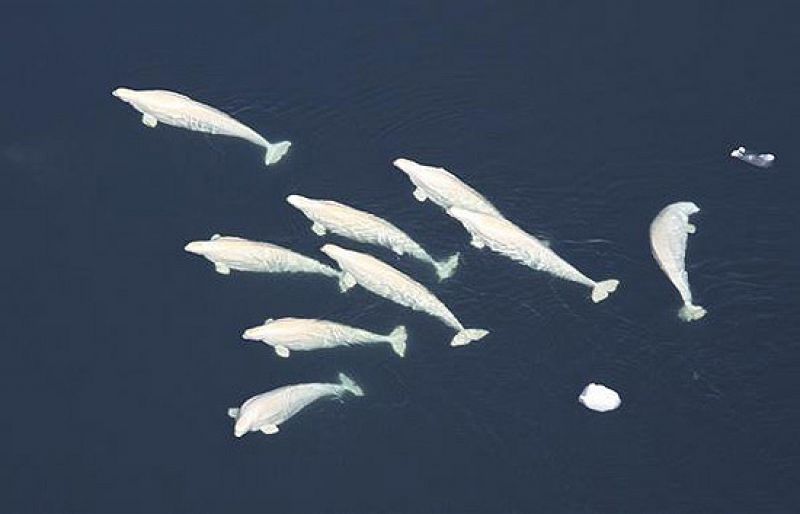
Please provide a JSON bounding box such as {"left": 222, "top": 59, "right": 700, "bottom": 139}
{"left": 1, "top": 2, "right": 798, "bottom": 513}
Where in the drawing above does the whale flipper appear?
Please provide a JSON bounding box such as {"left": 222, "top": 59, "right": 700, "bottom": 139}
{"left": 260, "top": 424, "right": 280, "bottom": 435}
{"left": 687, "top": 223, "right": 696, "bottom": 234}
{"left": 311, "top": 222, "right": 327, "bottom": 236}
{"left": 214, "top": 263, "right": 231, "bottom": 275}
{"left": 339, "top": 272, "right": 357, "bottom": 292}
{"left": 275, "top": 345, "right": 290, "bottom": 358}
{"left": 413, "top": 188, "right": 428, "bottom": 202}
{"left": 227, "top": 408, "right": 239, "bottom": 419}
{"left": 142, "top": 113, "right": 158, "bottom": 128}
{"left": 471, "top": 237, "right": 485, "bottom": 249}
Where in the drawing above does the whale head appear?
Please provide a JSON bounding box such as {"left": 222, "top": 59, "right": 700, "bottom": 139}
{"left": 320, "top": 243, "right": 347, "bottom": 262}
{"left": 674, "top": 202, "right": 700, "bottom": 215}
{"left": 112, "top": 87, "right": 137, "bottom": 103}
{"left": 241, "top": 326, "right": 266, "bottom": 341}
{"left": 184, "top": 241, "right": 210, "bottom": 255}
{"left": 392, "top": 158, "right": 420, "bottom": 176}
{"left": 286, "top": 194, "right": 312, "bottom": 211}
{"left": 233, "top": 419, "right": 249, "bottom": 438}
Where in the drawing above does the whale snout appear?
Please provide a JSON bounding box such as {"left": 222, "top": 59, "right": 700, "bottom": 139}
{"left": 112, "top": 87, "right": 135, "bottom": 102}
{"left": 286, "top": 194, "right": 309, "bottom": 209}
{"left": 392, "top": 158, "right": 415, "bottom": 174}
{"left": 184, "top": 241, "right": 205, "bottom": 255}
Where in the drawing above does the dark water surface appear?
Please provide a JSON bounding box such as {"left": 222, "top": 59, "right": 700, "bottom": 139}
{"left": 2, "top": 2, "right": 798, "bottom": 513}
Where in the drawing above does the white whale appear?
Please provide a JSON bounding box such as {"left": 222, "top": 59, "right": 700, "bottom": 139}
{"left": 579, "top": 383, "right": 621, "bottom": 412}
{"left": 286, "top": 194, "right": 459, "bottom": 281}
{"left": 184, "top": 234, "right": 346, "bottom": 289}
{"left": 228, "top": 373, "right": 363, "bottom": 437}
{"left": 448, "top": 207, "right": 620, "bottom": 303}
{"left": 320, "top": 244, "right": 488, "bottom": 347}
{"left": 650, "top": 202, "right": 706, "bottom": 321}
{"left": 112, "top": 88, "right": 291, "bottom": 165}
{"left": 243, "top": 317, "right": 407, "bottom": 358}
{"left": 730, "top": 146, "right": 775, "bottom": 169}
{"left": 392, "top": 158, "right": 503, "bottom": 218}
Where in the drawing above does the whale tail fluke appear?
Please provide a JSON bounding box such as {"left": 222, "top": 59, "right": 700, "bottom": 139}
{"left": 679, "top": 303, "right": 707, "bottom": 322}
{"left": 591, "top": 279, "right": 620, "bottom": 303}
{"left": 434, "top": 253, "right": 460, "bottom": 281}
{"left": 264, "top": 141, "right": 291, "bottom": 165}
{"left": 387, "top": 325, "right": 407, "bottom": 357}
{"left": 450, "top": 328, "right": 489, "bottom": 347}
{"left": 337, "top": 373, "right": 364, "bottom": 397}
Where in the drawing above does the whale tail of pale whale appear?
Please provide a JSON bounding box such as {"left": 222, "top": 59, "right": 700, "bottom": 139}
{"left": 679, "top": 303, "right": 707, "bottom": 322}
{"left": 450, "top": 328, "right": 489, "bottom": 347}
{"left": 591, "top": 279, "right": 620, "bottom": 303}
{"left": 434, "top": 253, "right": 460, "bottom": 281}
{"left": 264, "top": 141, "right": 291, "bottom": 165}
{"left": 387, "top": 325, "right": 408, "bottom": 357}
{"left": 337, "top": 373, "right": 364, "bottom": 397}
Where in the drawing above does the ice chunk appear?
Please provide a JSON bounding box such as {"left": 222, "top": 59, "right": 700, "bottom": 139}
{"left": 730, "top": 145, "right": 775, "bottom": 169}
{"left": 579, "top": 383, "right": 621, "bottom": 412}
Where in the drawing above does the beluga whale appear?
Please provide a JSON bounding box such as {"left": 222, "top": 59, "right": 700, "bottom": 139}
{"left": 228, "top": 373, "right": 363, "bottom": 437}
{"left": 320, "top": 244, "right": 488, "bottom": 347}
{"left": 112, "top": 88, "right": 291, "bottom": 165}
{"left": 447, "top": 207, "right": 620, "bottom": 303}
{"left": 392, "top": 158, "right": 504, "bottom": 218}
{"left": 242, "top": 317, "right": 407, "bottom": 358}
{"left": 649, "top": 202, "right": 706, "bottom": 321}
{"left": 286, "top": 194, "right": 460, "bottom": 281}
{"left": 184, "top": 234, "right": 347, "bottom": 290}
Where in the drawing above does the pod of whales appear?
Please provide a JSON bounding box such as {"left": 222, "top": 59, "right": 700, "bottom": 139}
{"left": 112, "top": 87, "right": 291, "bottom": 165}
{"left": 228, "top": 373, "right": 363, "bottom": 437}
{"left": 649, "top": 202, "right": 706, "bottom": 321}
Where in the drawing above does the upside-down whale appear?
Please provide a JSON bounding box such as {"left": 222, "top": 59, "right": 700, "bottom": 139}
{"left": 228, "top": 373, "right": 363, "bottom": 437}
{"left": 243, "top": 317, "right": 407, "bottom": 358}
{"left": 184, "top": 234, "right": 345, "bottom": 289}
{"left": 286, "top": 194, "right": 459, "bottom": 281}
{"left": 649, "top": 202, "right": 706, "bottom": 321}
{"left": 448, "top": 207, "right": 620, "bottom": 303}
{"left": 320, "top": 244, "right": 488, "bottom": 347}
{"left": 112, "top": 87, "right": 291, "bottom": 165}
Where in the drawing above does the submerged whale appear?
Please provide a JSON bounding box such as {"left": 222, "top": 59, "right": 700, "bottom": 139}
{"left": 242, "top": 317, "right": 407, "bottom": 358}
{"left": 228, "top": 373, "right": 363, "bottom": 437}
{"left": 448, "top": 207, "right": 620, "bottom": 303}
{"left": 112, "top": 88, "right": 291, "bottom": 165}
{"left": 286, "top": 194, "right": 459, "bottom": 281}
{"left": 320, "top": 244, "right": 489, "bottom": 347}
{"left": 184, "top": 234, "right": 345, "bottom": 289}
{"left": 649, "top": 202, "right": 706, "bottom": 321}
{"left": 392, "top": 158, "right": 503, "bottom": 218}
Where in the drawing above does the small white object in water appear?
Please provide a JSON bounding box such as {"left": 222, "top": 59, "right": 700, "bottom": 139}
{"left": 730, "top": 146, "right": 775, "bottom": 169}
{"left": 579, "top": 383, "right": 621, "bottom": 412}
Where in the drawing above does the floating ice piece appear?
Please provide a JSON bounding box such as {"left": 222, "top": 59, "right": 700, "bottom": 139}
{"left": 320, "top": 244, "right": 488, "bottom": 347}
{"left": 228, "top": 373, "right": 363, "bottom": 437}
{"left": 287, "top": 194, "right": 459, "bottom": 281}
{"left": 448, "top": 207, "right": 619, "bottom": 303}
{"left": 112, "top": 88, "right": 290, "bottom": 165}
{"left": 184, "top": 234, "right": 344, "bottom": 288}
{"left": 579, "top": 383, "right": 621, "bottom": 412}
{"left": 649, "top": 202, "right": 706, "bottom": 321}
{"left": 243, "top": 317, "right": 407, "bottom": 358}
{"left": 730, "top": 146, "right": 775, "bottom": 169}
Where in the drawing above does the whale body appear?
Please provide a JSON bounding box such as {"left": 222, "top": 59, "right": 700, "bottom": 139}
{"left": 227, "top": 373, "right": 363, "bottom": 437}
{"left": 184, "top": 234, "right": 345, "bottom": 289}
{"left": 286, "top": 194, "right": 459, "bottom": 281}
{"left": 448, "top": 207, "right": 620, "bottom": 303}
{"left": 579, "top": 383, "right": 621, "bottom": 412}
{"left": 650, "top": 202, "right": 706, "bottom": 321}
{"left": 242, "top": 317, "right": 407, "bottom": 358}
{"left": 320, "top": 244, "right": 488, "bottom": 347}
{"left": 392, "top": 158, "right": 503, "bottom": 218}
{"left": 112, "top": 87, "right": 291, "bottom": 165}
